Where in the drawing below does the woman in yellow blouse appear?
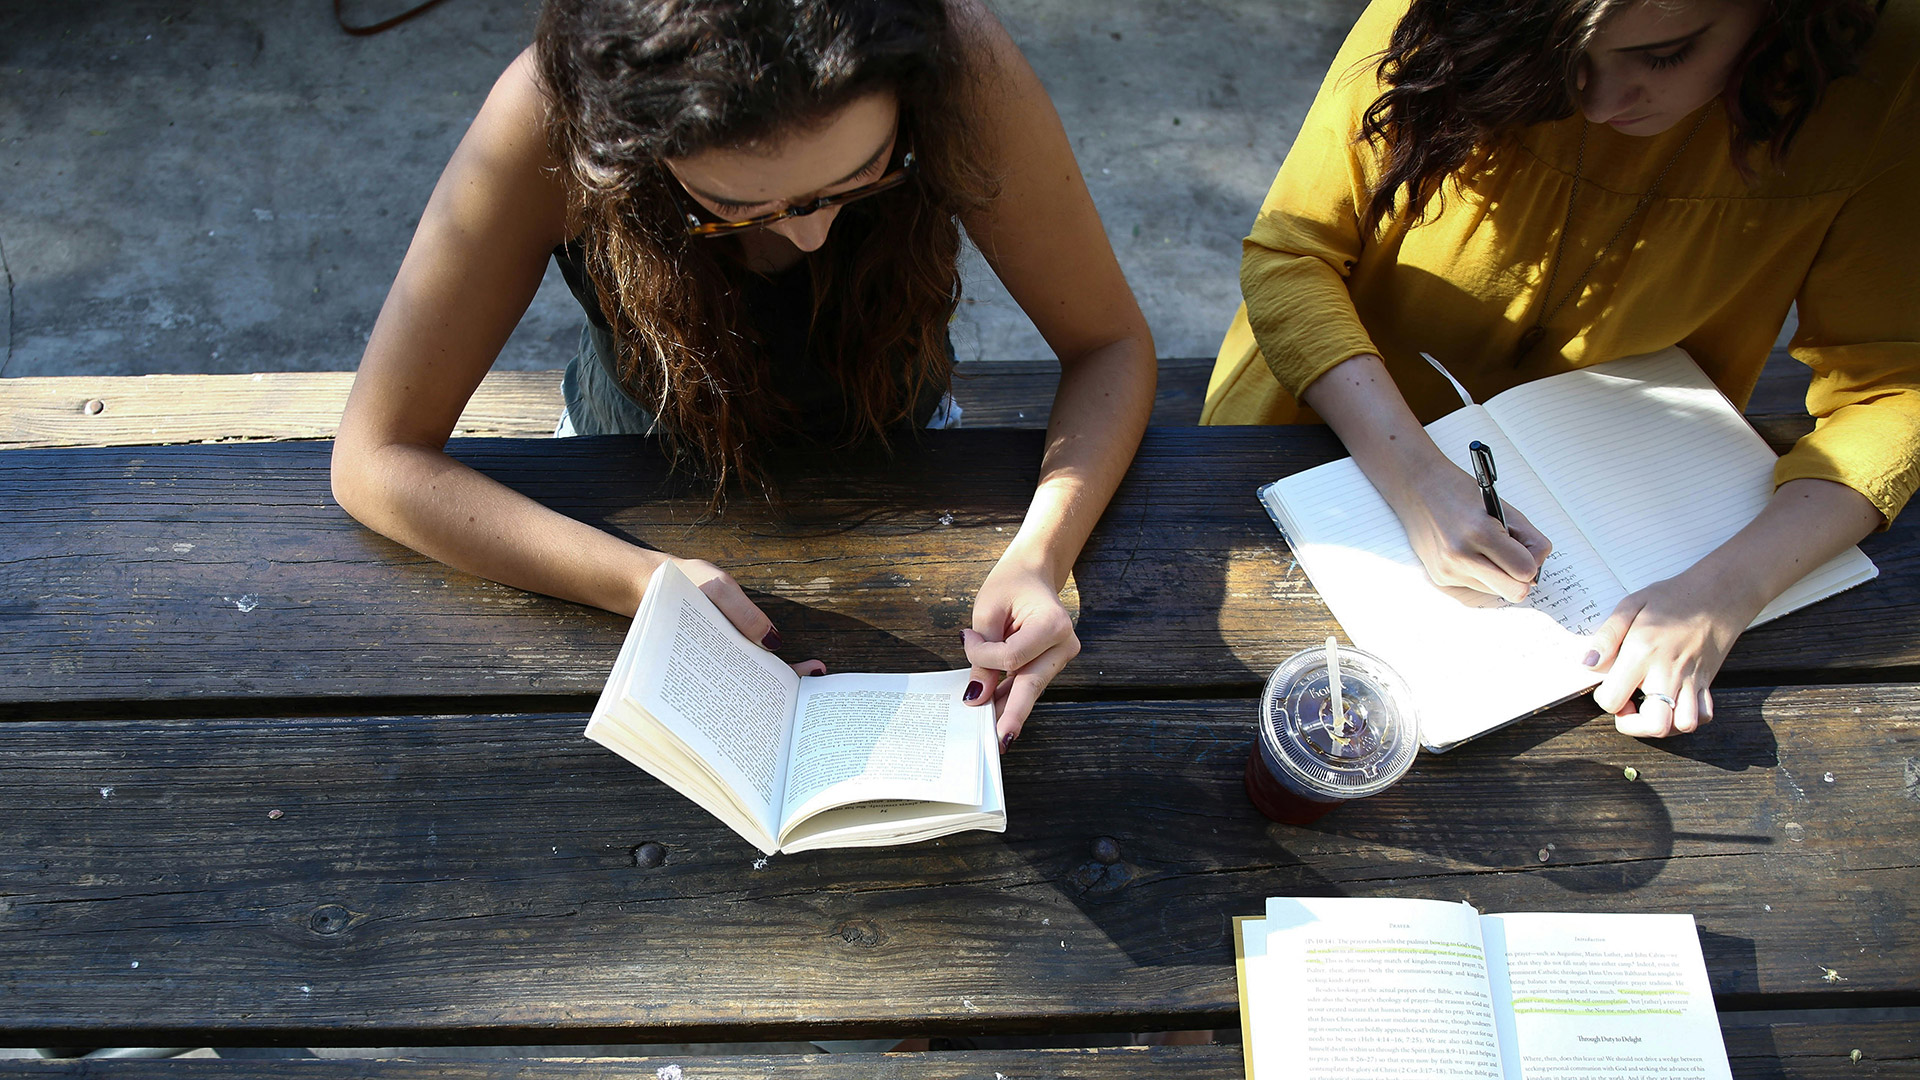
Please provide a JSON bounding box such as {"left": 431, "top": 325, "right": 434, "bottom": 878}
{"left": 1206, "top": 0, "right": 1917, "bottom": 738}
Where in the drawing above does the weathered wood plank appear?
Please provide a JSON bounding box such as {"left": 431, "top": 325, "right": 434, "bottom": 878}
{"left": 1723, "top": 1014, "right": 1920, "bottom": 1078}
{"left": 0, "top": 347, "right": 1811, "bottom": 449}
{"left": 5, "top": 1025, "right": 1917, "bottom": 1080}
{"left": 3, "top": 430, "right": 1914, "bottom": 710}
{"left": 3, "top": 686, "right": 1913, "bottom": 1045}
{"left": 953, "top": 357, "right": 1215, "bottom": 428}
{"left": 0, "top": 372, "right": 565, "bottom": 448}
{"left": 1748, "top": 345, "right": 1811, "bottom": 418}
{"left": 6, "top": 1046, "right": 1244, "bottom": 1080}
{"left": 0, "top": 360, "right": 1216, "bottom": 450}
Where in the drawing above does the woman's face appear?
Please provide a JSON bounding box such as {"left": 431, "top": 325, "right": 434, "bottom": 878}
{"left": 664, "top": 92, "right": 900, "bottom": 253}
{"left": 1578, "top": 0, "right": 1765, "bottom": 135}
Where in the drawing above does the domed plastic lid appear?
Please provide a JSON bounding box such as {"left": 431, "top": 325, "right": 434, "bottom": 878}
{"left": 1258, "top": 645, "right": 1419, "bottom": 800}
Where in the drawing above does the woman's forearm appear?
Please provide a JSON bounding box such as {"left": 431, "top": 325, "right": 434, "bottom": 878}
{"left": 1689, "top": 477, "right": 1882, "bottom": 616}
{"left": 1301, "top": 352, "right": 1552, "bottom": 597}
{"left": 1301, "top": 353, "right": 1453, "bottom": 500}
{"left": 999, "top": 337, "right": 1157, "bottom": 588}
{"left": 331, "top": 441, "right": 664, "bottom": 616}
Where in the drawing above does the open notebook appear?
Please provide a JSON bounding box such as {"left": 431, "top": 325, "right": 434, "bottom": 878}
{"left": 1259, "top": 348, "right": 1877, "bottom": 751}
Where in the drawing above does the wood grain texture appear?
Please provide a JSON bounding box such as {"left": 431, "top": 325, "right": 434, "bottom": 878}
{"left": 4, "top": 429, "right": 1914, "bottom": 711}
{"left": 3, "top": 686, "right": 1913, "bottom": 1045}
{"left": 953, "top": 357, "right": 1215, "bottom": 428}
{"left": 0, "top": 372, "right": 567, "bottom": 448}
{"left": 5, "top": 1027, "right": 1917, "bottom": 1080}
{"left": 1723, "top": 1015, "right": 1920, "bottom": 1079}
{"left": 4, "top": 1046, "right": 1244, "bottom": 1080}
{"left": 0, "top": 360, "right": 1215, "bottom": 450}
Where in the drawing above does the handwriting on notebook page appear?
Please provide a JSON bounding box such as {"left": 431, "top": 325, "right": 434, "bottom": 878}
{"left": 1454, "top": 549, "right": 1608, "bottom": 636}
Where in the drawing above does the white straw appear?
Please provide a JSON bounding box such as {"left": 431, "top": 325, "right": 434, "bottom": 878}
{"left": 1326, "top": 635, "right": 1344, "bottom": 721}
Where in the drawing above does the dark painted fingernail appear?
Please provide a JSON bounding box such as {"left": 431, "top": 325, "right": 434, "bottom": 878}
{"left": 1582, "top": 650, "right": 1601, "bottom": 667}
{"left": 999, "top": 732, "right": 1014, "bottom": 753}
{"left": 965, "top": 680, "right": 983, "bottom": 702}
{"left": 762, "top": 627, "right": 782, "bottom": 651}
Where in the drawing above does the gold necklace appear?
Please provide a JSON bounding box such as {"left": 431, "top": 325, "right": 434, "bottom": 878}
{"left": 1513, "top": 107, "right": 1711, "bottom": 366}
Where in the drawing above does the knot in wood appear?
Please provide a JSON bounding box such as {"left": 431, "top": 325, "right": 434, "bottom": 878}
{"left": 1091, "top": 836, "right": 1122, "bottom": 864}
{"left": 1067, "top": 859, "right": 1137, "bottom": 902}
{"left": 83, "top": 399, "right": 106, "bottom": 416}
{"left": 631, "top": 842, "right": 667, "bottom": 869}
{"left": 308, "top": 904, "right": 354, "bottom": 936}
{"left": 834, "top": 919, "right": 886, "bottom": 948}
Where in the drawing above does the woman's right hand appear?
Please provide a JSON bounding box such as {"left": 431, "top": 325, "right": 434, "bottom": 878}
{"left": 1386, "top": 451, "right": 1553, "bottom": 604}
{"left": 666, "top": 556, "right": 786, "bottom": 652}
{"left": 662, "top": 555, "right": 826, "bottom": 676}
{"left": 1301, "top": 353, "right": 1550, "bottom": 603}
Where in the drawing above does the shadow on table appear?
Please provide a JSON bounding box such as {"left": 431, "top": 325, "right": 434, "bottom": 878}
{"left": 1288, "top": 696, "right": 1779, "bottom": 897}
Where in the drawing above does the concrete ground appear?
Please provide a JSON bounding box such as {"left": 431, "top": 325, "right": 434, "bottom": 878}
{"left": 0, "top": 0, "right": 1369, "bottom": 379}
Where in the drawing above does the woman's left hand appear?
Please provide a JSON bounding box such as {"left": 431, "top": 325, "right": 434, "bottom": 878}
{"left": 961, "top": 558, "right": 1080, "bottom": 753}
{"left": 1583, "top": 562, "right": 1765, "bottom": 737}
{"left": 1583, "top": 478, "right": 1884, "bottom": 738}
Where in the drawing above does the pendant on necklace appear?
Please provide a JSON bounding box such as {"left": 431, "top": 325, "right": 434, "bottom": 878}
{"left": 1513, "top": 325, "right": 1548, "bottom": 366}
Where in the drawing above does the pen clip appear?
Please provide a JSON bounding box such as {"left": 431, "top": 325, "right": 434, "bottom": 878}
{"left": 1469, "top": 440, "right": 1497, "bottom": 488}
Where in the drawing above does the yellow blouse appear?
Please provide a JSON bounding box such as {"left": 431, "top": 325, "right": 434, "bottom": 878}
{"left": 1203, "top": 0, "right": 1920, "bottom": 523}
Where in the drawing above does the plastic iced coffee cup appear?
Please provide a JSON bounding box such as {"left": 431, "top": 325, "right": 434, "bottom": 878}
{"left": 1245, "top": 642, "right": 1419, "bottom": 824}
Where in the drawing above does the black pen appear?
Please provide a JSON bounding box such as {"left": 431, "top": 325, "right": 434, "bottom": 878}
{"left": 1468, "top": 440, "right": 1507, "bottom": 529}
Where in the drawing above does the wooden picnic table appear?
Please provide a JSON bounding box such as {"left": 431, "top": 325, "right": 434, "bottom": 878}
{"left": 3, "top": 410, "right": 1919, "bottom": 1077}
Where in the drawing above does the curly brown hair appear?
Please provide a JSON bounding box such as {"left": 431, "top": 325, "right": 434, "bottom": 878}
{"left": 536, "top": 0, "right": 995, "bottom": 496}
{"left": 1358, "top": 0, "right": 1883, "bottom": 232}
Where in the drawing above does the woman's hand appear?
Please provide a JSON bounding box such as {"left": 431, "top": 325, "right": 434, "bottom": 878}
{"left": 1583, "top": 562, "right": 1764, "bottom": 737}
{"left": 668, "top": 556, "right": 827, "bottom": 674}
{"left": 669, "top": 557, "right": 785, "bottom": 652}
{"left": 961, "top": 556, "right": 1080, "bottom": 753}
{"left": 1583, "top": 478, "right": 1882, "bottom": 738}
{"left": 1390, "top": 451, "right": 1553, "bottom": 604}
{"left": 1302, "top": 354, "right": 1550, "bottom": 603}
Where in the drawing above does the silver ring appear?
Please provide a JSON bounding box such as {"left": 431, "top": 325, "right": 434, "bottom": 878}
{"left": 1643, "top": 691, "right": 1676, "bottom": 709}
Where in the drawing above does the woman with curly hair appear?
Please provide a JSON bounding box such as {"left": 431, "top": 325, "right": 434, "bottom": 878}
{"left": 331, "top": 0, "right": 1157, "bottom": 747}
{"left": 1205, "top": 0, "right": 1916, "bottom": 738}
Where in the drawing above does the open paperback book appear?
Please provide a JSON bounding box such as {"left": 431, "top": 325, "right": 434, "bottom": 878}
{"left": 1234, "top": 896, "right": 1732, "bottom": 1080}
{"left": 1259, "top": 347, "right": 1877, "bottom": 751}
{"left": 585, "top": 561, "right": 1005, "bottom": 855}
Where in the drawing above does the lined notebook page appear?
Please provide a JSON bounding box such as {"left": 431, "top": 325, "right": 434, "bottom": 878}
{"left": 1265, "top": 407, "right": 1609, "bottom": 751}
{"left": 1485, "top": 349, "right": 1875, "bottom": 624}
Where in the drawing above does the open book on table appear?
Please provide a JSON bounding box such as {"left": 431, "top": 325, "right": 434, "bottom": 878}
{"left": 1259, "top": 347, "right": 1877, "bottom": 752}
{"left": 585, "top": 561, "right": 1005, "bottom": 855}
{"left": 1234, "top": 896, "right": 1732, "bottom": 1080}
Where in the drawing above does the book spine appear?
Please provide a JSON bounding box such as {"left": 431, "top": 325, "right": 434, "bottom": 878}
{"left": 1256, "top": 481, "right": 1291, "bottom": 544}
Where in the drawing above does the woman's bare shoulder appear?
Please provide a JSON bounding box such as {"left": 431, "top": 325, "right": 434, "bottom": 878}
{"left": 446, "top": 46, "right": 570, "bottom": 243}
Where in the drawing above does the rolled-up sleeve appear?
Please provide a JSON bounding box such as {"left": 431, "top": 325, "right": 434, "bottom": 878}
{"left": 1777, "top": 70, "right": 1920, "bottom": 525}
{"left": 1240, "top": 0, "right": 1405, "bottom": 400}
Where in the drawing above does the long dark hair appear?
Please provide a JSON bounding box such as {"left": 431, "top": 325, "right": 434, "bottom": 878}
{"left": 536, "top": 0, "right": 994, "bottom": 496}
{"left": 1358, "top": 0, "right": 1882, "bottom": 232}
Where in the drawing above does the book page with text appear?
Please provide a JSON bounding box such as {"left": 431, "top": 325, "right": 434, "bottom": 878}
{"left": 778, "top": 706, "right": 1004, "bottom": 852}
{"left": 1485, "top": 349, "right": 1874, "bottom": 619}
{"left": 624, "top": 563, "right": 801, "bottom": 841}
{"left": 1257, "top": 896, "right": 1506, "bottom": 1080}
{"left": 1267, "top": 407, "right": 1614, "bottom": 749}
{"left": 778, "top": 669, "right": 983, "bottom": 837}
{"left": 1482, "top": 911, "right": 1731, "bottom": 1080}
